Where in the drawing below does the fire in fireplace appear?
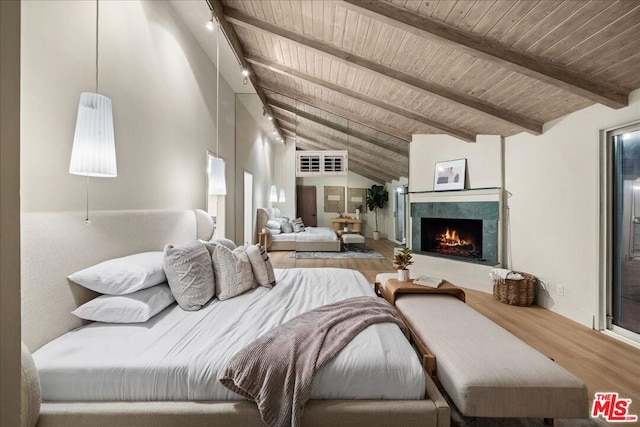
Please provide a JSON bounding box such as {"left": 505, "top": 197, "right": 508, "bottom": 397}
{"left": 421, "top": 217, "right": 483, "bottom": 261}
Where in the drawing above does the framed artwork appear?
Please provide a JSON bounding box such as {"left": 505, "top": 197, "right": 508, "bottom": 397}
{"left": 433, "top": 159, "right": 466, "bottom": 191}
{"left": 324, "top": 186, "right": 345, "bottom": 212}
{"left": 347, "top": 187, "right": 367, "bottom": 213}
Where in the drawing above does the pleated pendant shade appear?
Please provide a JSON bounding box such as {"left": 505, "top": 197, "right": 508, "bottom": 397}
{"left": 269, "top": 185, "right": 278, "bottom": 202}
{"left": 69, "top": 93, "right": 117, "bottom": 177}
{"left": 279, "top": 188, "right": 286, "bottom": 203}
{"left": 209, "top": 157, "right": 227, "bottom": 195}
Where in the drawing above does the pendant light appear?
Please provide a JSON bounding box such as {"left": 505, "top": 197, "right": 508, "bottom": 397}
{"left": 269, "top": 185, "right": 278, "bottom": 202}
{"left": 209, "top": 19, "right": 227, "bottom": 195}
{"left": 69, "top": 0, "right": 117, "bottom": 223}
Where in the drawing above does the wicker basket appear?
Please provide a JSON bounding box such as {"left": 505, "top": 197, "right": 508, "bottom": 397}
{"left": 492, "top": 272, "right": 537, "bottom": 306}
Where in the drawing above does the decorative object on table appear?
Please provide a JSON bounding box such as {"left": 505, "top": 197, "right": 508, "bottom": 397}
{"left": 433, "top": 158, "right": 467, "bottom": 191}
{"left": 366, "top": 184, "right": 389, "bottom": 240}
{"left": 413, "top": 275, "right": 444, "bottom": 288}
{"left": 355, "top": 204, "right": 362, "bottom": 220}
{"left": 490, "top": 268, "right": 537, "bottom": 306}
{"left": 393, "top": 247, "right": 414, "bottom": 282}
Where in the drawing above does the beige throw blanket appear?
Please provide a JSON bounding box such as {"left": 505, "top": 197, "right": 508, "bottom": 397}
{"left": 219, "top": 296, "right": 407, "bottom": 427}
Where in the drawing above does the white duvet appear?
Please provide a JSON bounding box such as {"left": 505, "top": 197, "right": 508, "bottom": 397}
{"left": 272, "top": 226, "right": 338, "bottom": 242}
{"left": 33, "top": 268, "right": 425, "bottom": 401}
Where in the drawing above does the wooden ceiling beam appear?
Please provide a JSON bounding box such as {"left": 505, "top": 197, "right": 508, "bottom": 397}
{"left": 341, "top": 0, "right": 628, "bottom": 109}
{"left": 296, "top": 141, "right": 396, "bottom": 184}
{"left": 260, "top": 82, "right": 412, "bottom": 143}
{"left": 206, "top": 0, "right": 286, "bottom": 141}
{"left": 225, "top": 7, "right": 542, "bottom": 134}
{"left": 248, "top": 54, "right": 476, "bottom": 142}
{"left": 268, "top": 99, "right": 408, "bottom": 156}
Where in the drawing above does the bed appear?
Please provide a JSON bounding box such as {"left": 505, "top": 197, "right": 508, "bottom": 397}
{"left": 256, "top": 208, "right": 341, "bottom": 252}
{"left": 21, "top": 209, "right": 449, "bottom": 427}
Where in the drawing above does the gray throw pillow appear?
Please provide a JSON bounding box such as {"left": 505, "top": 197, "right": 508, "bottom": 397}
{"left": 281, "top": 221, "right": 294, "bottom": 234}
{"left": 163, "top": 240, "right": 215, "bottom": 311}
{"left": 245, "top": 244, "right": 276, "bottom": 288}
{"left": 211, "top": 245, "right": 255, "bottom": 301}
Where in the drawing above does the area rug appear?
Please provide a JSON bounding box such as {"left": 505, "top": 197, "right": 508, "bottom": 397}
{"left": 291, "top": 249, "right": 385, "bottom": 260}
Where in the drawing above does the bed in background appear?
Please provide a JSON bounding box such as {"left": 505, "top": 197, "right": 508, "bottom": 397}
{"left": 21, "top": 209, "right": 449, "bottom": 427}
{"left": 256, "top": 208, "right": 341, "bottom": 252}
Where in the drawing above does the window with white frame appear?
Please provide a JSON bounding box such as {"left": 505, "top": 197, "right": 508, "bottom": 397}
{"left": 296, "top": 150, "right": 348, "bottom": 176}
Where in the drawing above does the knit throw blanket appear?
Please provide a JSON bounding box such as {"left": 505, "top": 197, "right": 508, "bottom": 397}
{"left": 219, "top": 296, "right": 407, "bottom": 427}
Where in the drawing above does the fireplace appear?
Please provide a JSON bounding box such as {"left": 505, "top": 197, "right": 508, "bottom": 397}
{"left": 421, "top": 218, "right": 483, "bottom": 261}
{"left": 411, "top": 200, "right": 500, "bottom": 266}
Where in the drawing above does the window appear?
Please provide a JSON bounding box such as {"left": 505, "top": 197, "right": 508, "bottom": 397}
{"left": 296, "top": 150, "right": 348, "bottom": 176}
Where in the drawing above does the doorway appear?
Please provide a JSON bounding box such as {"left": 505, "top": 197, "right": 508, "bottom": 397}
{"left": 244, "top": 171, "right": 253, "bottom": 245}
{"left": 394, "top": 185, "right": 407, "bottom": 243}
{"left": 608, "top": 124, "right": 640, "bottom": 342}
{"left": 296, "top": 185, "right": 317, "bottom": 226}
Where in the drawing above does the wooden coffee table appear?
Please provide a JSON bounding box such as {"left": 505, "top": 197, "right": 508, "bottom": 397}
{"left": 377, "top": 278, "right": 466, "bottom": 305}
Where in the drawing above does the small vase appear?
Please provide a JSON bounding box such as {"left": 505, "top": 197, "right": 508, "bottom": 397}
{"left": 355, "top": 209, "right": 360, "bottom": 219}
{"left": 398, "top": 269, "right": 410, "bottom": 281}
{"left": 373, "top": 231, "right": 380, "bottom": 240}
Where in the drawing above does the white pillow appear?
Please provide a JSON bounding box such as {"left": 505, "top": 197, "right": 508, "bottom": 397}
{"left": 265, "top": 219, "right": 281, "bottom": 230}
{"left": 71, "top": 284, "right": 175, "bottom": 323}
{"left": 245, "top": 244, "right": 276, "bottom": 288}
{"left": 211, "top": 245, "right": 255, "bottom": 301}
{"left": 68, "top": 252, "right": 166, "bottom": 295}
{"left": 268, "top": 228, "right": 282, "bottom": 235}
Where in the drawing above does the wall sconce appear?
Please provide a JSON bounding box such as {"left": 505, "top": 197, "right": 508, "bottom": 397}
{"left": 269, "top": 185, "right": 278, "bottom": 203}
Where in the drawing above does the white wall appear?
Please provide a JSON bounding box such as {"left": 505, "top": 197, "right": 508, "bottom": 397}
{"left": 408, "top": 135, "right": 503, "bottom": 291}
{"left": 296, "top": 172, "right": 380, "bottom": 237}
{"left": 0, "top": 1, "right": 21, "bottom": 424}
{"left": 234, "top": 99, "right": 276, "bottom": 243}
{"left": 505, "top": 89, "right": 640, "bottom": 327}
{"left": 21, "top": 0, "right": 236, "bottom": 239}
{"left": 272, "top": 140, "right": 296, "bottom": 217}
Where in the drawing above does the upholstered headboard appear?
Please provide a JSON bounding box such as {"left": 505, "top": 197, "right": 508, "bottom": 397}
{"left": 21, "top": 209, "right": 214, "bottom": 352}
{"left": 256, "top": 208, "right": 283, "bottom": 247}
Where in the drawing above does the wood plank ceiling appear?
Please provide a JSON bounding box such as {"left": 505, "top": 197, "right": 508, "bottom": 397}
{"left": 209, "top": 0, "right": 640, "bottom": 184}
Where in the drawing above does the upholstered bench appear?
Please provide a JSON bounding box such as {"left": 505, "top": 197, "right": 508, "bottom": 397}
{"left": 395, "top": 294, "right": 588, "bottom": 422}
{"left": 373, "top": 274, "right": 588, "bottom": 423}
{"left": 342, "top": 234, "right": 365, "bottom": 251}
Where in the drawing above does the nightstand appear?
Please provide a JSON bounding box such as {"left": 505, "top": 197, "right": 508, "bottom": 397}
{"left": 258, "top": 231, "right": 269, "bottom": 252}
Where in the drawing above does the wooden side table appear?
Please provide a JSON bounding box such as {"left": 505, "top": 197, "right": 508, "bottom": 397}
{"left": 378, "top": 278, "right": 466, "bottom": 305}
{"left": 258, "top": 231, "right": 269, "bottom": 252}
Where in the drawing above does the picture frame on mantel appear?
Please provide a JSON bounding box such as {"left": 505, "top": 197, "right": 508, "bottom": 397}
{"left": 433, "top": 159, "right": 467, "bottom": 191}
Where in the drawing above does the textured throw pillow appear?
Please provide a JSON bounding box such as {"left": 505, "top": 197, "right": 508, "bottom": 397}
{"left": 211, "top": 245, "right": 255, "bottom": 300}
{"left": 71, "top": 284, "right": 175, "bottom": 323}
{"left": 202, "top": 238, "right": 237, "bottom": 256}
{"left": 281, "top": 221, "right": 294, "bottom": 234}
{"left": 292, "top": 217, "right": 305, "bottom": 233}
{"left": 68, "top": 252, "right": 166, "bottom": 295}
{"left": 163, "top": 240, "right": 215, "bottom": 311}
{"left": 245, "top": 244, "right": 276, "bottom": 288}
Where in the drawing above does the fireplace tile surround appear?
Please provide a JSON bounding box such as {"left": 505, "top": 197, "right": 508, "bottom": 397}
{"left": 411, "top": 201, "right": 500, "bottom": 265}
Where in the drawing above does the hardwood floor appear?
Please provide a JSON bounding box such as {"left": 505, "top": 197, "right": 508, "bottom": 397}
{"left": 269, "top": 238, "right": 640, "bottom": 426}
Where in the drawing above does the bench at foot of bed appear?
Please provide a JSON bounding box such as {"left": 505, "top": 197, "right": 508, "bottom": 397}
{"left": 376, "top": 276, "right": 589, "bottom": 424}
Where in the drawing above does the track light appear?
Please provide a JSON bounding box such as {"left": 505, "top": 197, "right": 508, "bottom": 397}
{"left": 206, "top": 19, "right": 215, "bottom": 30}
{"left": 241, "top": 68, "right": 249, "bottom": 85}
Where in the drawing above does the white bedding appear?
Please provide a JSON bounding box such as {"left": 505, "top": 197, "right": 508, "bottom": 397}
{"left": 33, "top": 268, "right": 425, "bottom": 401}
{"left": 272, "top": 226, "right": 338, "bottom": 242}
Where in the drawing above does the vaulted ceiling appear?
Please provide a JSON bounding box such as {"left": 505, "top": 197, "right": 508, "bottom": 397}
{"left": 208, "top": 0, "right": 640, "bottom": 183}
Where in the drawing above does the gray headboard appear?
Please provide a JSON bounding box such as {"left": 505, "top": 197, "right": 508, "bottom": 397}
{"left": 21, "top": 209, "right": 214, "bottom": 351}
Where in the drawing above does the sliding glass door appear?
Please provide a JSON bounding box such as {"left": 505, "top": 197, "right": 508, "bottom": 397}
{"left": 609, "top": 124, "right": 640, "bottom": 341}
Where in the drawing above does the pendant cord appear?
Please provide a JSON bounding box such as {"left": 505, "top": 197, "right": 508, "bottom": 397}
{"left": 216, "top": 24, "right": 219, "bottom": 158}
{"left": 95, "top": 0, "right": 99, "bottom": 93}
{"left": 85, "top": 175, "right": 90, "bottom": 224}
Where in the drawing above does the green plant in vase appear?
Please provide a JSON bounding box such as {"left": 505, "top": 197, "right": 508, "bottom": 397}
{"left": 393, "top": 247, "right": 413, "bottom": 281}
